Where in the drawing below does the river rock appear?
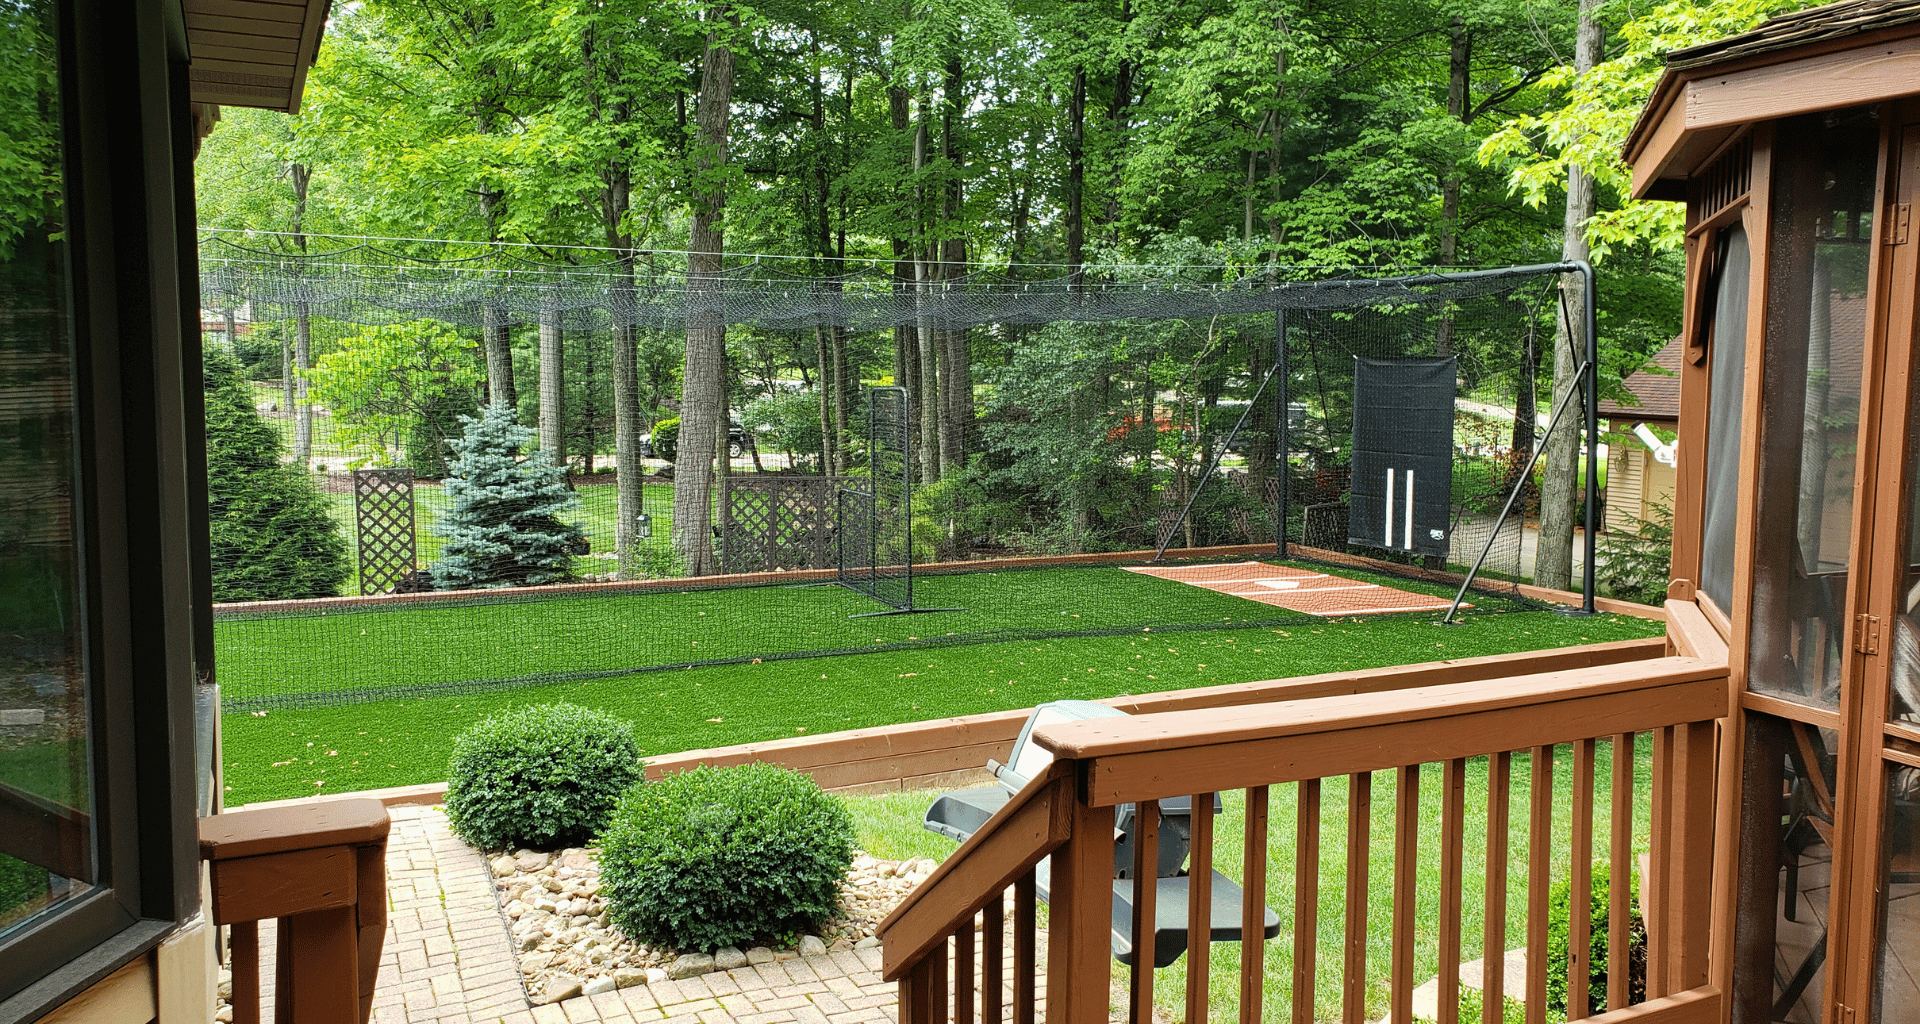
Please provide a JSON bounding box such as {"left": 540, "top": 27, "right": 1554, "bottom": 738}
{"left": 797, "top": 935, "right": 828, "bottom": 957}
{"left": 667, "top": 953, "right": 713, "bottom": 979}
{"left": 714, "top": 946, "right": 748, "bottom": 970}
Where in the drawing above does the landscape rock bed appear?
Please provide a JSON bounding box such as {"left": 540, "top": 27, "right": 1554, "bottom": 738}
{"left": 486, "top": 845, "right": 937, "bottom": 1005}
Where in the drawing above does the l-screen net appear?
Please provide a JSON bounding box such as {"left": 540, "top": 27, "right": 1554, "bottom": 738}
{"left": 197, "top": 236, "right": 1583, "bottom": 710}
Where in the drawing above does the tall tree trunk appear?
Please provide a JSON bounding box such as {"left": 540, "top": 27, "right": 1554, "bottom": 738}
{"left": 676, "top": 7, "right": 737, "bottom": 575}
{"left": 477, "top": 170, "right": 516, "bottom": 411}
{"left": 887, "top": 83, "right": 919, "bottom": 466}
{"left": 585, "top": 23, "right": 646, "bottom": 563}
{"left": 539, "top": 302, "right": 565, "bottom": 466}
{"left": 1435, "top": 16, "right": 1470, "bottom": 356}
{"left": 1535, "top": 0, "right": 1601, "bottom": 591}
{"left": 1100, "top": 2, "right": 1134, "bottom": 236}
{"left": 815, "top": 327, "right": 835, "bottom": 474}
{"left": 290, "top": 163, "right": 313, "bottom": 467}
{"left": 1507, "top": 315, "right": 1539, "bottom": 506}
{"left": 1066, "top": 67, "right": 1086, "bottom": 284}
{"left": 1266, "top": 18, "right": 1289, "bottom": 248}
{"left": 912, "top": 98, "right": 940, "bottom": 484}
{"left": 937, "top": 59, "right": 968, "bottom": 472}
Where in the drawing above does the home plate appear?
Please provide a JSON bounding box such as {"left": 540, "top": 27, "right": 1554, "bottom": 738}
{"left": 1124, "top": 561, "right": 1465, "bottom": 617}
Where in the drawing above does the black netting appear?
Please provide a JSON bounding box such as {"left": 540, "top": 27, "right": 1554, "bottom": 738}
{"left": 199, "top": 236, "right": 1591, "bottom": 710}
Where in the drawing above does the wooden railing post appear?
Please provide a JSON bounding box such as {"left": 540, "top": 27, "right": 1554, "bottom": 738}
{"left": 1666, "top": 720, "right": 1717, "bottom": 993}
{"left": 200, "top": 798, "right": 390, "bottom": 1024}
{"left": 1047, "top": 795, "right": 1115, "bottom": 1024}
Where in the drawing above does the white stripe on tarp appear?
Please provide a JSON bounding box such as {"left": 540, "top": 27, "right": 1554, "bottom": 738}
{"left": 1384, "top": 468, "right": 1395, "bottom": 546}
{"left": 1404, "top": 469, "right": 1414, "bottom": 550}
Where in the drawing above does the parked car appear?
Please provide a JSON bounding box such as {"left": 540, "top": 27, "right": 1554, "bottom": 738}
{"left": 638, "top": 417, "right": 747, "bottom": 460}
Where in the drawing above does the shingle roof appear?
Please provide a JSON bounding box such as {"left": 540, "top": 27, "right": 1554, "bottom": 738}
{"left": 1599, "top": 336, "right": 1683, "bottom": 421}
{"left": 1665, "top": 0, "right": 1920, "bottom": 71}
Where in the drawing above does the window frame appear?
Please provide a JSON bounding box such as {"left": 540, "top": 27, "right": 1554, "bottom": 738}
{"left": 0, "top": 0, "right": 206, "bottom": 1015}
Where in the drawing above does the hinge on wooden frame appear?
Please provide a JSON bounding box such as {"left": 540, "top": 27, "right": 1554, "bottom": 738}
{"left": 1856, "top": 614, "right": 1883, "bottom": 655}
{"left": 1888, "top": 203, "right": 1911, "bottom": 245}
{"left": 1837, "top": 1003, "right": 1858, "bottom": 1024}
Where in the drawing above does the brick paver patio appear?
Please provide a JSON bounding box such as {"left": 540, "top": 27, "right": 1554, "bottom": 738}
{"left": 368, "top": 804, "right": 899, "bottom": 1024}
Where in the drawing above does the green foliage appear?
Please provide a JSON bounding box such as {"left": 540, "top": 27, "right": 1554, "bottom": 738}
{"left": 1546, "top": 863, "right": 1647, "bottom": 1015}
{"left": 598, "top": 763, "right": 855, "bottom": 953}
{"left": 204, "top": 353, "right": 350, "bottom": 602}
{"left": 304, "top": 320, "right": 485, "bottom": 475}
{"left": 0, "top": 0, "right": 61, "bottom": 262}
{"left": 444, "top": 702, "right": 645, "bottom": 850}
{"left": 0, "top": 852, "right": 47, "bottom": 923}
{"left": 1479, "top": 0, "right": 1817, "bottom": 258}
{"left": 432, "top": 404, "right": 586, "bottom": 589}
{"left": 1598, "top": 499, "right": 1673, "bottom": 607}
{"left": 741, "top": 391, "right": 822, "bottom": 466}
{"left": 650, "top": 418, "right": 681, "bottom": 463}
{"left": 1417, "top": 985, "right": 1530, "bottom": 1024}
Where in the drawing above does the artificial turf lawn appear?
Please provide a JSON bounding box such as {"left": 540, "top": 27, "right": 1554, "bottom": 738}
{"left": 219, "top": 607, "right": 1664, "bottom": 805}
{"left": 213, "top": 559, "right": 1542, "bottom": 705}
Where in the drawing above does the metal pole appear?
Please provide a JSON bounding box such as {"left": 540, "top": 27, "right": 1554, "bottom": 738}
{"left": 1442, "top": 358, "right": 1594, "bottom": 624}
{"left": 1153, "top": 360, "right": 1283, "bottom": 562}
{"left": 1578, "top": 260, "right": 1599, "bottom": 615}
{"left": 1276, "top": 306, "right": 1290, "bottom": 560}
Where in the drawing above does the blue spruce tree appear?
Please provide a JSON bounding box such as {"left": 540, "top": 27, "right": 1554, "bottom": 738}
{"left": 432, "top": 403, "right": 586, "bottom": 589}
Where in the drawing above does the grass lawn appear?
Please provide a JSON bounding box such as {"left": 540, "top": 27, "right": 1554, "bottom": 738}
{"left": 847, "top": 736, "right": 1651, "bottom": 1023}
{"left": 212, "top": 560, "right": 1564, "bottom": 706}
{"left": 218, "top": 605, "right": 1663, "bottom": 805}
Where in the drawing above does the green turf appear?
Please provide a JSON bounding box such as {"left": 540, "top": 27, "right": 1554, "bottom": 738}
{"left": 218, "top": 608, "right": 1663, "bottom": 804}
{"left": 212, "top": 559, "right": 1554, "bottom": 705}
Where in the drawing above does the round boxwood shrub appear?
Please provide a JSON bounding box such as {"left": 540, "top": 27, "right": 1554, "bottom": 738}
{"left": 650, "top": 417, "right": 680, "bottom": 462}
{"left": 598, "top": 763, "right": 855, "bottom": 952}
{"left": 1546, "top": 863, "right": 1646, "bottom": 1014}
{"left": 444, "top": 703, "right": 644, "bottom": 850}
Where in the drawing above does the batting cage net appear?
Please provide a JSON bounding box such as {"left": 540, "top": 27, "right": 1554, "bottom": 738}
{"left": 196, "top": 234, "right": 1594, "bottom": 710}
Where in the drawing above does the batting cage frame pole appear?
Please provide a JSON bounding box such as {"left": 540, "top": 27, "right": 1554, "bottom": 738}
{"left": 1441, "top": 356, "right": 1593, "bottom": 625}
{"left": 848, "top": 385, "right": 964, "bottom": 618}
{"left": 1275, "top": 305, "right": 1290, "bottom": 561}
{"left": 1152, "top": 358, "right": 1284, "bottom": 563}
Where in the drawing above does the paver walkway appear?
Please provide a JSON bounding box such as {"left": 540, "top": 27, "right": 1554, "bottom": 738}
{"left": 370, "top": 804, "right": 899, "bottom": 1024}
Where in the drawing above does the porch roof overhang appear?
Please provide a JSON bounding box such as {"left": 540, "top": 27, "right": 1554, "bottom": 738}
{"left": 1624, "top": 0, "right": 1920, "bottom": 201}
{"left": 183, "top": 0, "right": 332, "bottom": 115}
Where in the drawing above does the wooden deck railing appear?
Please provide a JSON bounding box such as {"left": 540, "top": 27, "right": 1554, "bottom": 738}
{"left": 878, "top": 649, "right": 1729, "bottom": 1024}
{"left": 200, "top": 798, "right": 391, "bottom": 1024}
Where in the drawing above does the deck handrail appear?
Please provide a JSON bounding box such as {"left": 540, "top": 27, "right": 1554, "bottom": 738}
{"left": 201, "top": 798, "right": 390, "bottom": 1024}
{"left": 1032, "top": 657, "right": 1725, "bottom": 805}
{"left": 877, "top": 760, "right": 1073, "bottom": 978}
{"left": 880, "top": 646, "right": 1731, "bottom": 1024}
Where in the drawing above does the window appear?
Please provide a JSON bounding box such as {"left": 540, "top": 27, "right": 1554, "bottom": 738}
{"left": 0, "top": 0, "right": 96, "bottom": 956}
{"left": 1700, "top": 224, "right": 1750, "bottom": 614}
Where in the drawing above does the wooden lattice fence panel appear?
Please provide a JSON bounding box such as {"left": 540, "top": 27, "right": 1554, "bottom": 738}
{"left": 719, "top": 476, "right": 853, "bottom": 574}
{"left": 353, "top": 468, "right": 418, "bottom": 595}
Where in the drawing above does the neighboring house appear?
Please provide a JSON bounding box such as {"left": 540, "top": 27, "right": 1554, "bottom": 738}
{"left": 1599, "top": 337, "right": 1682, "bottom": 535}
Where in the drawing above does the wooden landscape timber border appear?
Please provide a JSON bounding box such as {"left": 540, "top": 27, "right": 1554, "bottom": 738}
{"left": 211, "top": 538, "right": 1660, "bottom": 620}
{"left": 232, "top": 633, "right": 1668, "bottom": 812}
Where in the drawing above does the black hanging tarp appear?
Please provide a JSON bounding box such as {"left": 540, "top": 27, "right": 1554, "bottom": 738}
{"left": 1349, "top": 356, "right": 1456, "bottom": 558}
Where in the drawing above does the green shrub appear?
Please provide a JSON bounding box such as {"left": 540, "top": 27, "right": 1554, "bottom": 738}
{"left": 1417, "top": 985, "right": 1528, "bottom": 1024}
{"left": 598, "top": 763, "right": 855, "bottom": 952}
{"left": 444, "top": 703, "right": 644, "bottom": 850}
{"left": 651, "top": 417, "right": 681, "bottom": 463}
{"left": 1598, "top": 501, "right": 1673, "bottom": 607}
{"left": 1546, "top": 863, "right": 1647, "bottom": 1015}
{"left": 0, "top": 852, "right": 47, "bottom": 923}
{"left": 204, "top": 352, "right": 350, "bottom": 601}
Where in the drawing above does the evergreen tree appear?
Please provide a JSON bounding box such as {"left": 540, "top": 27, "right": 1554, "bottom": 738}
{"left": 204, "top": 353, "right": 350, "bottom": 602}
{"left": 433, "top": 403, "right": 586, "bottom": 589}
